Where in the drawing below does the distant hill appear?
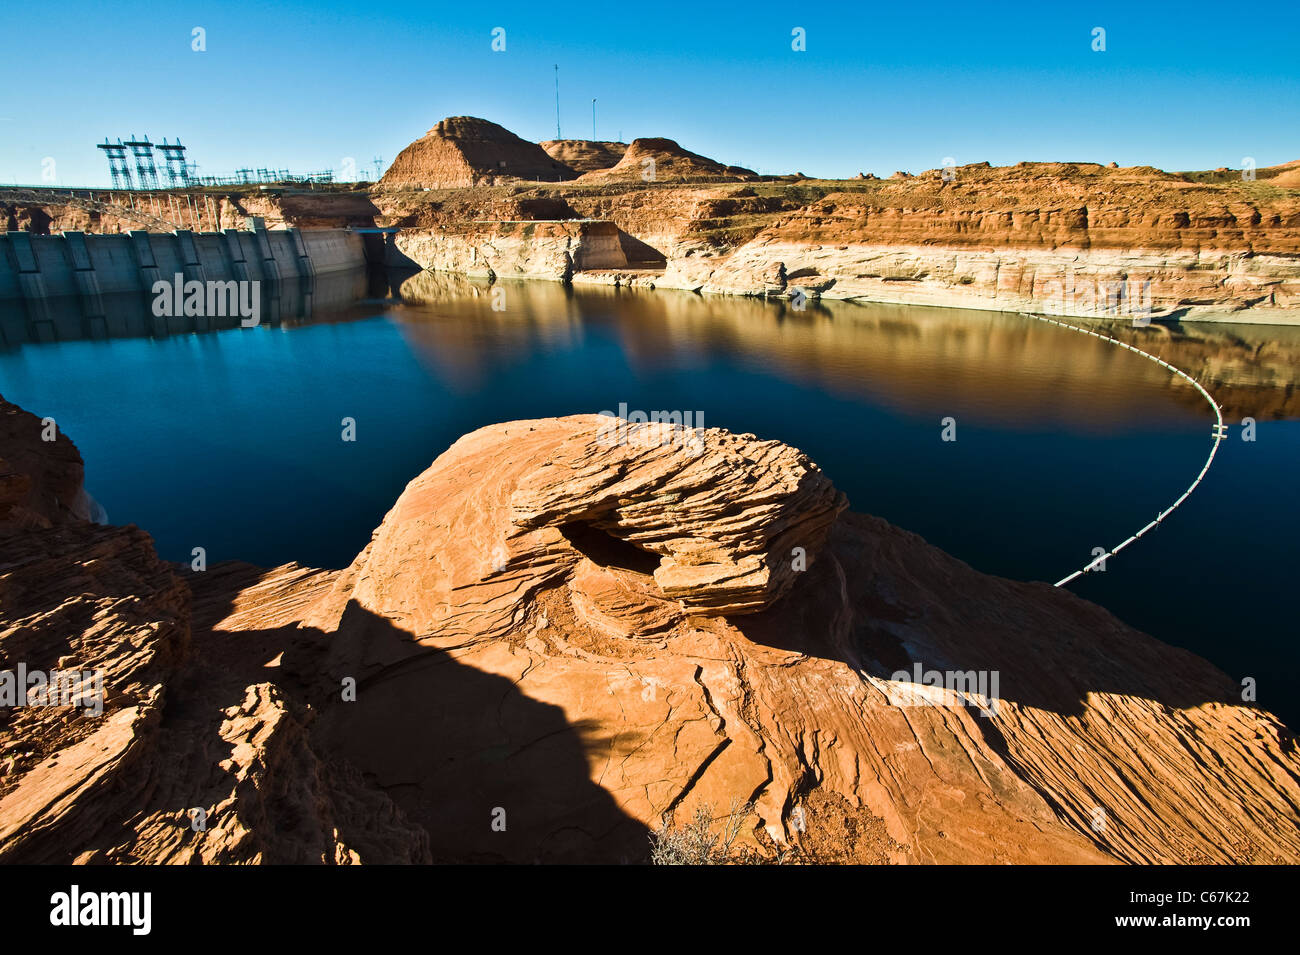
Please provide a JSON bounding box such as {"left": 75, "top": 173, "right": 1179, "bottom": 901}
{"left": 380, "top": 116, "right": 578, "bottom": 190}
{"left": 578, "top": 137, "right": 758, "bottom": 183}
{"left": 540, "top": 140, "right": 627, "bottom": 174}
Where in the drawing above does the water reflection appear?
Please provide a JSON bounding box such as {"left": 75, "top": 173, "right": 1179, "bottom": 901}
{"left": 390, "top": 273, "right": 1300, "bottom": 427}
{"left": 0, "top": 267, "right": 372, "bottom": 347}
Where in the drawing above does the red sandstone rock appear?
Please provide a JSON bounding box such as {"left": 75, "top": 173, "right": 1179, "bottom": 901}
{"left": 380, "top": 116, "right": 578, "bottom": 190}
{"left": 0, "top": 396, "right": 429, "bottom": 864}
{"left": 579, "top": 138, "right": 758, "bottom": 183}
{"left": 540, "top": 140, "right": 627, "bottom": 174}
{"left": 302, "top": 414, "right": 1300, "bottom": 863}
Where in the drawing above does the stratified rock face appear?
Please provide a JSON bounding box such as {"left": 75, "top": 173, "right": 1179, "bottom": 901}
{"left": 510, "top": 419, "right": 848, "bottom": 615}
{"left": 680, "top": 162, "right": 1300, "bottom": 318}
{"left": 0, "top": 519, "right": 189, "bottom": 863}
{"left": 580, "top": 138, "right": 758, "bottom": 183}
{"left": 307, "top": 415, "right": 845, "bottom": 642}
{"left": 1270, "top": 160, "right": 1300, "bottom": 188}
{"left": 380, "top": 116, "right": 578, "bottom": 190}
{"left": 374, "top": 154, "right": 1300, "bottom": 322}
{"left": 540, "top": 140, "right": 627, "bottom": 173}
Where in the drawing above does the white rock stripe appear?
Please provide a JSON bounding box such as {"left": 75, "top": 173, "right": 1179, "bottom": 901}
{"left": 1017, "top": 312, "right": 1226, "bottom": 588}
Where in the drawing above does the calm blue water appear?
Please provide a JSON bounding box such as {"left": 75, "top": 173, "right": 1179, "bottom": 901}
{"left": 2, "top": 277, "right": 1296, "bottom": 724}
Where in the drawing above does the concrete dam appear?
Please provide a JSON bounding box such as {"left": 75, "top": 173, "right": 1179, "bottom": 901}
{"left": 0, "top": 225, "right": 367, "bottom": 345}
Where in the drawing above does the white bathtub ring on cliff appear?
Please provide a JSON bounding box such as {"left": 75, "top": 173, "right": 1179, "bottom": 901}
{"left": 1017, "top": 311, "right": 1226, "bottom": 588}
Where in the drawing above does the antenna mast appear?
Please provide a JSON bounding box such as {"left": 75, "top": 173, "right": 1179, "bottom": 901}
{"left": 554, "top": 65, "right": 561, "bottom": 139}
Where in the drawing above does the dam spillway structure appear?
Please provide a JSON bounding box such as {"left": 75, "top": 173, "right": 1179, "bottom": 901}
{"left": 0, "top": 220, "right": 367, "bottom": 345}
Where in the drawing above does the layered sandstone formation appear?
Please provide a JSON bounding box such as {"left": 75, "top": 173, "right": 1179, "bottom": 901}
{"left": 380, "top": 116, "right": 578, "bottom": 190}
{"left": 4, "top": 400, "right": 1298, "bottom": 864}
{"left": 299, "top": 415, "right": 1300, "bottom": 863}
{"left": 0, "top": 396, "right": 430, "bottom": 863}
{"left": 0, "top": 189, "right": 379, "bottom": 235}
{"left": 392, "top": 218, "right": 631, "bottom": 279}
{"left": 370, "top": 130, "right": 1300, "bottom": 323}
{"left": 577, "top": 138, "right": 758, "bottom": 183}
{"left": 11, "top": 113, "right": 1295, "bottom": 322}
{"left": 540, "top": 140, "right": 627, "bottom": 174}
{"left": 681, "top": 162, "right": 1300, "bottom": 320}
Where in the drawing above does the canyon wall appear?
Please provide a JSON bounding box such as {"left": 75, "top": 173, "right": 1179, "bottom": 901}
{"left": 0, "top": 189, "right": 380, "bottom": 235}
{"left": 377, "top": 158, "right": 1300, "bottom": 324}
{"left": 390, "top": 219, "right": 629, "bottom": 281}
{"left": 675, "top": 240, "right": 1300, "bottom": 322}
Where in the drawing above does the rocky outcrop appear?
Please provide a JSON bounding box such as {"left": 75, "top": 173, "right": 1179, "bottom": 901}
{"left": 540, "top": 140, "right": 627, "bottom": 173}
{"left": 391, "top": 219, "right": 629, "bottom": 280}
{"left": 677, "top": 166, "right": 1300, "bottom": 320}
{"left": 306, "top": 416, "right": 846, "bottom": 637}
{"left": 579, "top": 138, "right": 757, "bottom": 183}
{"left": 300, "top": 414, "right": 1300, "bottom": 864}
{"left": 510, "top": 419, "right": 847, "bottom": 614}
{"left": 681, "top": 239, "right": 1300, "bottom": 321}
{"left": 0, "top": 396, "right": 429, "bottom": 864}
{"left": 0, "top": 400, "right": 88, "bottom": 531}
{"left": 380, "top": 116, "right": 578, "bottom": 190}
{"left": 4, "top": 399, "right": 1299, "bottom": 864}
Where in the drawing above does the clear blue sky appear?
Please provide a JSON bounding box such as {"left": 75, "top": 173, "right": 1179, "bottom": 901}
{"left": 2, "top": 1, "right": 1297, "bottom": 186}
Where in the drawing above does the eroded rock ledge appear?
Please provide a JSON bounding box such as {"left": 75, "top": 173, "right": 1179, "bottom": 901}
{"left": 508, "top": 418, "right": 847, "bottom": 615}
{"left": 3, "top": 401, "right": 1298, "bottom": 864}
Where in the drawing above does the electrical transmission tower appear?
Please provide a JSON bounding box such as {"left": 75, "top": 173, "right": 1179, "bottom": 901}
{"left": 155, "top": 138, "right": 190, "bottom": 188}
{"left": 97, "top": 138, "right": 134, "bottom": 189}
{"left": 123, "top": 135, "right": 160, "bottom": 189}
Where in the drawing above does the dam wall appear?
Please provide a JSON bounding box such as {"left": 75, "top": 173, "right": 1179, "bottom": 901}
{"left": 0, "top": 226, "right": 366, "bottom": 344}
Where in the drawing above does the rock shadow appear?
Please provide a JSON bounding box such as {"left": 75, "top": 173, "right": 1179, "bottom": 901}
{"left": 296, "top": 598, "right": 651, "bottom": 863}
{"left": 730, "top": 513, "right": 1259, "bottom": 724}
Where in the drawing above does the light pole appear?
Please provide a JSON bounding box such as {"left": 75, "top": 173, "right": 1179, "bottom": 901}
{"left": 592, "top": 99, "right": 596, "bottom": 141}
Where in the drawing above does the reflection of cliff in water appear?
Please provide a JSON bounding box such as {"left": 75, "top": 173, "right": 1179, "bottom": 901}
{"left": 1084, "top": 318, "right": 1300, "bottom": 421}
{"left": 390, "top": 273, "right": 587, "bottom": 390}
{"left": 388, "top": 278, "right": 1300, "bottom": 426}
{"left": 15, "top": 259, "right": 1293, "bottom": 422}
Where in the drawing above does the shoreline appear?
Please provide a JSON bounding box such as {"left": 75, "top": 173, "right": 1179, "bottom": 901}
{"left": 403, "top": 260, "right": 1300, "bottom": 327}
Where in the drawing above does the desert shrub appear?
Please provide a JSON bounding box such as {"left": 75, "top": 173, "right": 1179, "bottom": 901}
{"left": 649, "top": 799, "right": 753, "bottom": 865}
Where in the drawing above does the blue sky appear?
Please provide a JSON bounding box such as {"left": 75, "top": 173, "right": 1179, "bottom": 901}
{"left": 2, "top": 1, "right": 1297, "bottom": 186}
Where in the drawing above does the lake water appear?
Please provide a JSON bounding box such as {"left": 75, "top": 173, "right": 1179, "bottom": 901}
{"left": 3, "top": 269, "right": 1297, "bottom": 724}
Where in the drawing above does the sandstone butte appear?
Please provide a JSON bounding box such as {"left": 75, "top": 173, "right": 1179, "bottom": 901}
{"left": 380, "top": 116, "right": 580, "bottom": 190}
{"left": 2, "top": 393, "right": 1298, "bottom": 864}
